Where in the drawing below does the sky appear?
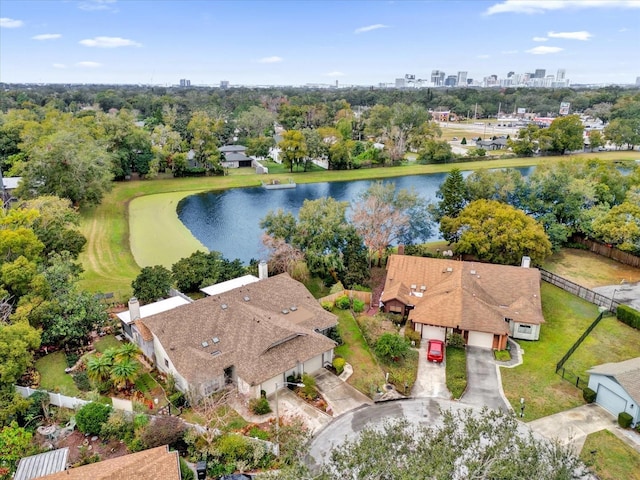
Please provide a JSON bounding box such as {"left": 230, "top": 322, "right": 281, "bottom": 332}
{"left": 1, "top": 0, "right": 639, "bottom": 86}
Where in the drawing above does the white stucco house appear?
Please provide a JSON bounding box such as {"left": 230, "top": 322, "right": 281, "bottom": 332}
{"left": 588, "top": 357, "right": 640, "bottom": 426}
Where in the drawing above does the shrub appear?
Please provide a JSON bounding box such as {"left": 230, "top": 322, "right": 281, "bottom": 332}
{"left": 321, "top": 301, "right": 333, "bottom": 311}
{"left": 168, "top": 391, "right": 185, "bottom": 408}
{"left": 65, "top": 352, "right": 80, "bottom": 368}
{"left": 352, "top": 299, "right": 365, "bottom": 313}
{"left": 333, "top": 357, "right": 346, "bottom": 375}
{"left": 335, "top": 295, "right": 351, "bottom": 310}
{"left": 140, "top": 416, "right": 186, "bottom": 449}
{"left": 446, "top": 332, "right": 466, "bottom": 349}
{"left": 327, "top": 326, "right": 343, "bottom": 346}
{"left": 249, "top": 396, "right": 272, "bottom": 415}
{"left": 374, "top": 333, "right": 410, "bottom": 362}
{"left": 350, "top": 284, "right": 371, "bottom": 292}
{"left": 329, "top": 281, "right": 345, "bottom": 294}
{"left": 405, "top": 328, "right": 421, "bottom": 348}
{"left": 301, "top": 373, "right": 317, "bottom": 400}
{"left": 616, "top": 304, "right": 640, "bottom": 330}
{"left": 100, "top": 410, "right": 134, "bottom": 441}
{"left": 618, "top": 411, "right": 633, "bottom": 428}
{"left": 248, "top": 426, "right": 269, "bottom": 440}
{"left": 76, "top": 402, "right": 112, "bottom": 436}
{"left": 179, "top": 457, "right": 194, "bottom": 480}
{"left": 73, "top": 372, "right": 92, "bottom": 391}
{"left": 582, "top": 387, "right": 597, "bottom": 404}
{"left": 461, "top": 137, "right": 467, "bottom": 145}
{"left": 26, "top": 390, "right": 50, "bottom": 421}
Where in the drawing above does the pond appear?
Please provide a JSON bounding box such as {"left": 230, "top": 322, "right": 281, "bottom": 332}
{"left": 177, "top": 168, "right": 535, "bottom": 264}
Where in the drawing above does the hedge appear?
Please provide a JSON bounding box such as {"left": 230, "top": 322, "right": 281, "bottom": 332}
{"left": 616, "top": 304, "right": 640, "bottom": 330}
{"left": 618, "top": 411, "right": 633, "bottom": 428}
{"left": 582, "top": 387, "right": 596, "bottom": 404}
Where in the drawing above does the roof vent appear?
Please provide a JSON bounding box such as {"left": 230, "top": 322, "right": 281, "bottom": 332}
{"left": 212, "top": 337, "right": 220, "bottom": 344}
{"left": 470, "top": 270, "right": 476, "bottom": 275}
{"left": 221, "top": 304, "right": 228, "bottom": 310}
{"left": 211, "top": 350, "right": 221, "bottom": 357}
{"left": 446, "top": 267, "right": 453, "bottom": 272}
{"left": 420, "top": 285, "right": 426, "bottom": 291}
{"left": 201, "top": 341, "right": 209, "bottom": 348}
{"left": 410, "top": 284, "right": 417, "bottom": 290}
{"left": 290, "top": 306, "right": 298, "bottom": 311}
{"left": 243, "top": 296, "right": 250, "bottom": 302}
{"left": 282, "top": 309, "right": 289, "bottom": 314}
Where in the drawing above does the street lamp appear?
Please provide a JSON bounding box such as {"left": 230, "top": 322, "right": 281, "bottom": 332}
{"left": 274, "top": 381, "right": 305, "bottom": 454}
{"left": 610, "top": 289, "right": 619, "bottom": 312}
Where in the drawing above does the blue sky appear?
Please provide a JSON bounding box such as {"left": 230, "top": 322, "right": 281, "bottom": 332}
{"left": 1, "top": 0, "right": 638, "bottom": 86}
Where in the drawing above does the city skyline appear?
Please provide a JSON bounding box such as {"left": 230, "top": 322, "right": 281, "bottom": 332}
{"left": 1, "top": 0, "right": 639, "bottom": 86}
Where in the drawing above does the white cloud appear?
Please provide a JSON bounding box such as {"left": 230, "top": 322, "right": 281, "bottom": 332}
{"left": 32, "top": 33, "right": 62, "bottom": 41}
{"left": 0, "top": 17, "right": 24, "bottom": 28}
{"left": 532, "top": 36, "right": 548, "bottom": 42}
{"left": 548, "top": 30, "right": 592, "bottom": 40}
{"left": 486, "top": 0, "right": 640, "bottom": 15}
{"left": 326, "top": 71, "right": 345, "bottom": 77}
{"left": 501, "top": 50, "right": 518, "bottom": 54}
{"left": 477, "top": 54, "right": 490, "bottom": 59}
{"left": 53, "top": 63, "right": 66, "bottom": 69}
{"left": 76, "top": 61, "right": 102, "bottom": 68}
{"left": 526, "top": 46, "right": 564, "bottom": 55}
{"left": 258, "top": 56, "right": 283, "bottom": 63}
{"left": 79, "top": 36, "right": 141, "bottom": 48}
{"left": 354, "top": 24, "right": 389, "bottom": 34}
{"left": 78, "top": 0, "right": 118, "bottom": 11}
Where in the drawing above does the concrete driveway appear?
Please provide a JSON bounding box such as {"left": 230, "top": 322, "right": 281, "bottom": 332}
{"left": 314, "top": 369, "right": 372, "bottom": 417}
{"left": 412, "top": 342, "right": 450, "bottom": 399}
{"left": 460, "top": 347, "right": 509, "bottom": 411}
{"left": 528, "top": 404, "right": 625, "bottom": 453}
{"left": 272, "top": 387, "right": 332, "bottom": 434}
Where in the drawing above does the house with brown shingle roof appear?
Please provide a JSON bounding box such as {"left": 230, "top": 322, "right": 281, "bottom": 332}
{"left": 381, "top": 255, "right": 544, "bottom": 349}
{"left": 28, "top": 445, "right": 180, "bottom": 480}
{"left": 587, "top": 357, "right": 640, "bottom": 426}
{"left": 136, "top": 273, "right": 337, "bottom": 399}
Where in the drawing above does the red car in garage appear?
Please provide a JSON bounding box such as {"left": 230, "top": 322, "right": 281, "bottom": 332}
{"left": 427, "top": 339, "right": 444, "bottom": 363}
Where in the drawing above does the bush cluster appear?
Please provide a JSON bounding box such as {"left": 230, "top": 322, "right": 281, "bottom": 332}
{"left": 76, "top": 402, "right": 112, "bottom": 436}
{"left": 404, "top": 328, "right": 421, "bottom": 348}
{"left": 249, "top": 397, "right": 272, "bottom": 415}
{"left": 335, "top": 295, "right": 351, "bottom": 310}
{"left": 73, "top": 372, "right": 92, "bottom": 391}
{"left": 582, "top": 387, "right": 596, "bottom": 404}
{"left": 616, "top": 304, "right": 640, "bottom": 330}
{"left": 332, "top": 357, "right": 346, "bottom": 375}
{"left": 446, "top": 332, "right": 466, "bottom": 349}
{"left": 618, "top": 411, "right": 633, "bottom": 428}
{"left": 352, "top": 298, "right": 365, "bottom": 313}
{"left": 321, "top": 301, "right": 333, "bottom": 311}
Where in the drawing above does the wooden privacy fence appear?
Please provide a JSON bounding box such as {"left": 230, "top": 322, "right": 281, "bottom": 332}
{"left": 571, "top": 236, "right": 640, "bottom": 269}
{"left": 319, "top": 290, "right": 372, "bottom": 305}
{"left": 539, "top": 269, "right": 620, "bottom": 312}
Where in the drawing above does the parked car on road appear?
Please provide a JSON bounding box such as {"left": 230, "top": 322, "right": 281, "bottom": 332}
{"left": 427, "top": 339, "right": 444, "bottom": 363}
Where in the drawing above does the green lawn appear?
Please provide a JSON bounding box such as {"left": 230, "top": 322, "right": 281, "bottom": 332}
{"left": 445, "top": 347, "right": 467, "bottom": 399}
{"left": 334, "top": 309, "right": 384, "bottom": 397}
{"left": 94, "top": 334, "right": 121, "bottom": 353}
{"left": 501, "top": 283, "right": 602, "bottom": 421}
{"left": 78, "top": 152, "right": 637, "bottom": 299}
{"left": 35, "top": 352, "right": 81, "bottom": 397}
{"left": 580, "top": 430, "right": 640, "bottom": 480}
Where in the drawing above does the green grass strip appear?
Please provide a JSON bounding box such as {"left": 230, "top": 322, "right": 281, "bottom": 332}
{"left": 445, "top": 346, "right": 467, "bottom": 399}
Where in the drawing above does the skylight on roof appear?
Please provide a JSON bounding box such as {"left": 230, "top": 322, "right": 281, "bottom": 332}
{"left": 243, "top": 296, "right": 250, "bottom": 302}
{"left": 282, "top": 309, "right": 289, "bottom": 314}
{"left": 212, "top": 337, "right": 220, "bottom": 344}
{"left": 221, "top": 304, "right": 228, "bottom": 310}
{"left": 201, "top": 341, "right": 209, "bottom": 348}
{"left": 290, "top": 306, "right": 298, "bottom": 311}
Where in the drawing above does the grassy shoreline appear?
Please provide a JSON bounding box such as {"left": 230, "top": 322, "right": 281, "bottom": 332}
{"left": 77, "top": 151, "right": 637, "bottom": 298}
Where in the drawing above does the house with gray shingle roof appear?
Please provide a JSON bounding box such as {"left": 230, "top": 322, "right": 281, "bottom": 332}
{"left": 136, "top": 273, "right": 337, "bottom": 399}
{"left": 219, "top": 144, "right": 253, "bottom": 168}
{"left": 381, "top": 255, "right": 544, "bottom": 349}
{"left": 588, "top": 357, "right": 640, "bottom": 426}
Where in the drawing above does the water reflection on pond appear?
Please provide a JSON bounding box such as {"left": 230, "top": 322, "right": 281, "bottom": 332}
{"left": 177, "top": 168, "right": 534, "bottom": 264}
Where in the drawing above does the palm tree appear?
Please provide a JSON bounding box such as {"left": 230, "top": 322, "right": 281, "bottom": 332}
{"left": 110, "top": 358, "right": 140, "bottom": 391}
{"left": 114, "top": 342, "right": 140, "bottom": 362}
{"left": 86, "top": 354, "right": 112, "bottom": 383}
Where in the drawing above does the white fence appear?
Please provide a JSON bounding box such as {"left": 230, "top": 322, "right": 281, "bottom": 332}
{"left": 15, "top": 386, "right": 89, "bottom": 410}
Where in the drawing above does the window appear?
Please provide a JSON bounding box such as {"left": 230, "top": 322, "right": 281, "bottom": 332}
{"left": 164, "top": 358, "right": 169, "bottom": 368}
{"left": 517, "top": 324, "right": 532, "bottom": 334}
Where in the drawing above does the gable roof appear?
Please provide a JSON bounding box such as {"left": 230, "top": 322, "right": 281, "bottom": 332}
{"left": 588, "top": 357, "right": 640, "bottom": 404}
{"left": 37, "top": 446, "right": 179, "bottom": 480}
{"left": 219, "top": 144, "right": 247, "bottom": 153}
{"left": 382, "top": 255, "right": 544, "bottom": 335}
{"left": 141, "top": 273, "right": 337, "bottom": 387}
{"left": 223, "top": 152, "right": 252, "bottom": 162}
{"left": 14, "top": 448, "right": 69, "bottom": 480}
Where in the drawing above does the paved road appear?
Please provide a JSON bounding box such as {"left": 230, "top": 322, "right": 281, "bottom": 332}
{"left": 461, "top": 347, "right": 509, "bottom": 411}
{"left": 411, "top": 342, "right": 450, "bottom": 399}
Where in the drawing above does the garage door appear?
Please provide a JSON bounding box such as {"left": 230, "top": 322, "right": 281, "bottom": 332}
{"left": 421, "top": 325, "right": 446, "bottom": 341}
{"left": 467, "top": 331, "right": 494, "bottom": 348}
{"left": 596, "top": 384, "right": 627, "bottom": 416}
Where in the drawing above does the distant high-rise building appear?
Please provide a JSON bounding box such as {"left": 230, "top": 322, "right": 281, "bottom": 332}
{"left": 457, "top": 71, "right": 467, "bottom": 86}
{"left": 431, "top": 70, "right": 445, "bottom": 86}
{"left": 556, "top": 69, "right": 566, "bottom": 81}
{"left": 535, "top": 69, "right": 546, "bottom": 79}
{"left": 636, "top": 76, "right": 640, "bottom": 86}
{"left": 179, "top": 79, "right": 191, "bottom": 87}
{"left": 395, "top": 78, "right": 407, "bottom": 88}
{"left": 445, "top": 75, "right": 457, "bottom": 87}
{"left": 220, "top": 80, "right": 229, "bottom": 89}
